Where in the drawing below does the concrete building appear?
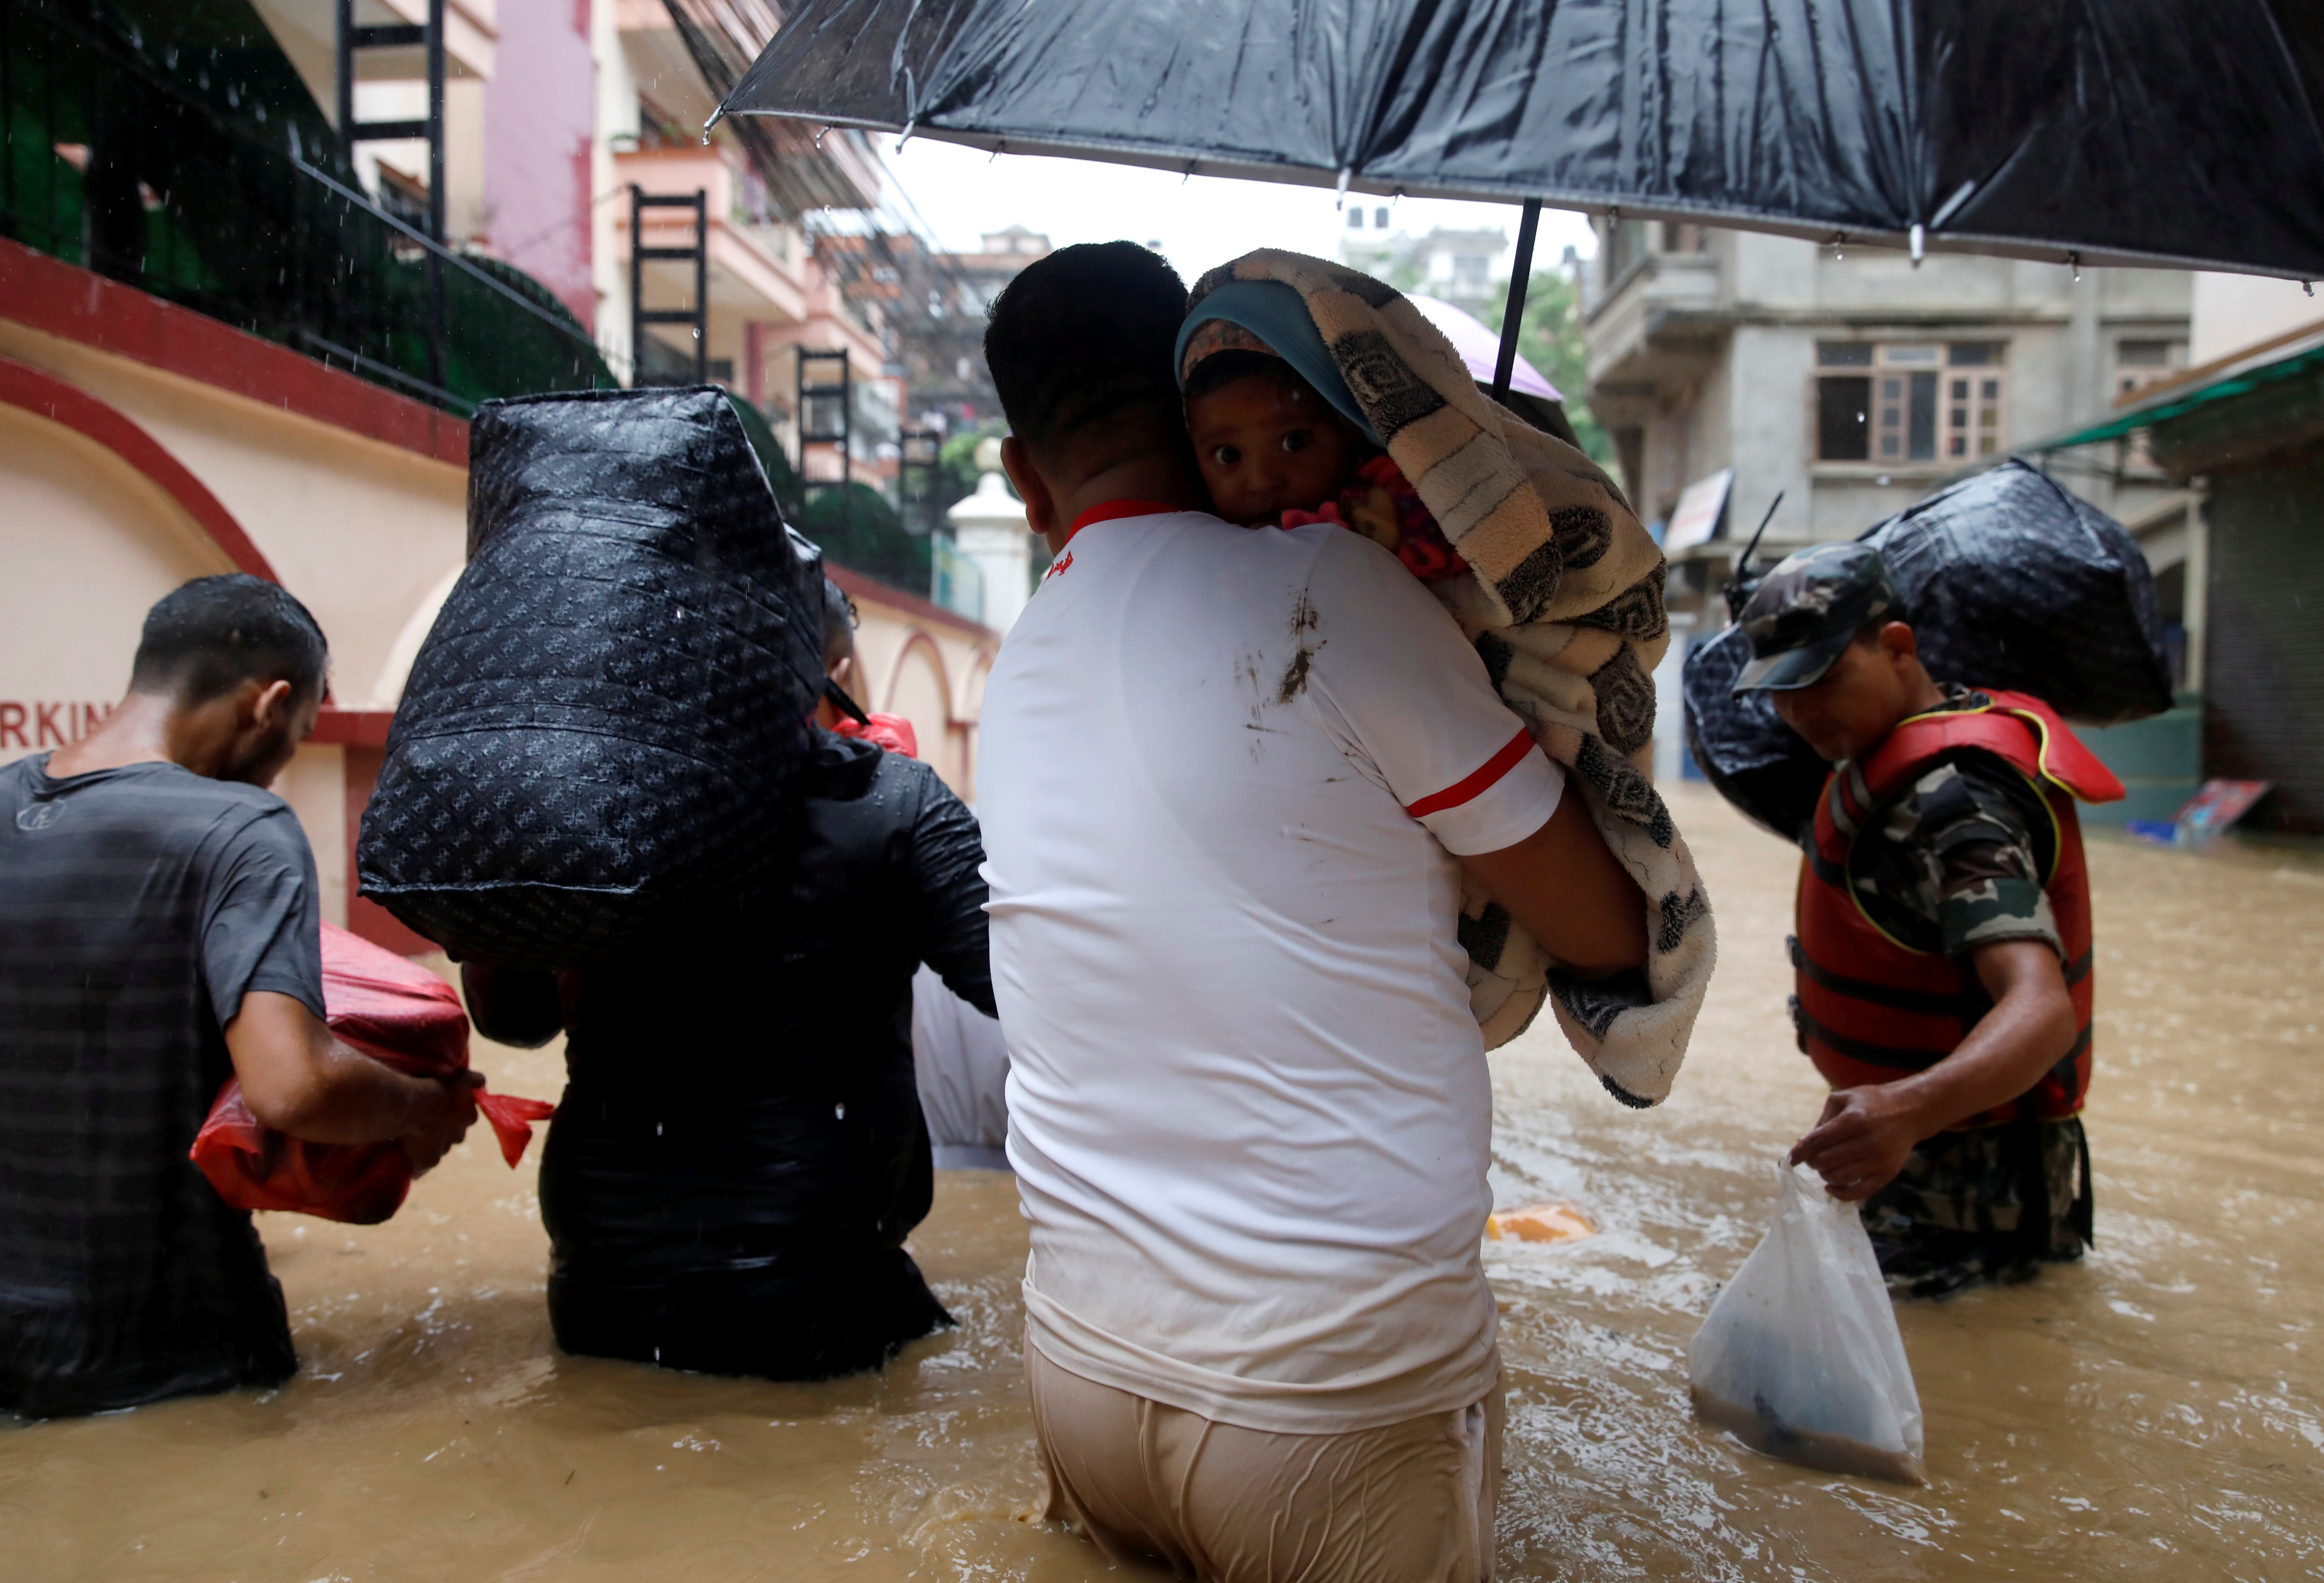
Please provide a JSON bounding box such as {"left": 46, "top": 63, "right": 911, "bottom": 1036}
{"left": 1580, "top": 222, "right": 2193, "bottom": 782}
{"left": 898, "top": 226, "right": 1051, "bottom": 436}
{"left": 1, "top": 0, "right": 997, "bottom": 954}
{"left": 1339, "top": 219, "right": 1510, "bottom": 321}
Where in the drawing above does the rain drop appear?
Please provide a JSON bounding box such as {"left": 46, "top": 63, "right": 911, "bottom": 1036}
{"left": 834, "top": 1101, "right": 847, "bottom": 1120}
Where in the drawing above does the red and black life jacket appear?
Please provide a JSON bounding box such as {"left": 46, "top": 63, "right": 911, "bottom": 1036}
{"left": 1792, "top": 689, "right": 2123, "bottom": 1126}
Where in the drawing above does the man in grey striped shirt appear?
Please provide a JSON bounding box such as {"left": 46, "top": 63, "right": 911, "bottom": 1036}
{"left": 0, "top": 575, "right": 475, "bottom": 1418}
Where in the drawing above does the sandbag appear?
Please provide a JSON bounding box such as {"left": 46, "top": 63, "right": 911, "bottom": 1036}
{"left": 1683, "top": 460, "right": 2172, "bottom": 840}
{"left": 357, "top": 387, "right": 829, "bottom": 968}
{"left": 1688, "top": 1161, "right": 1925, "bottom": 1485}
{"left": 191, "top": 923, "right": 555, "bottom": 1225}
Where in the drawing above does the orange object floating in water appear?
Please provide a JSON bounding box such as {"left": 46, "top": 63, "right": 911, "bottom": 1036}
{"left": 1485, "top": 1202, "right": 1595, "bottom": 1244}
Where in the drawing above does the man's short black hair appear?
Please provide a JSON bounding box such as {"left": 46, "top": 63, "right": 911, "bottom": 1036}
{"left": 984, "top": 242, "right": 1186, "bottom": 455}
{"left": 821, "top": 577, "right": 858, "bottom": 668}
{"left": 129, "top": 574, "right": 329, "bottom": 704}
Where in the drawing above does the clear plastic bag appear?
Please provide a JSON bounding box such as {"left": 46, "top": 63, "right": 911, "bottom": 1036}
{"left": 1688, "top": 1161, "right": 1925, "bottom": 1485}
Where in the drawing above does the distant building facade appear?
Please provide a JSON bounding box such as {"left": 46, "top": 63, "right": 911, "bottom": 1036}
{"left": 899, "top": 226, "right": 1051, "bottom": 436}
{"left": 1340, "top": 217, "right": 1510, "bottom": 320}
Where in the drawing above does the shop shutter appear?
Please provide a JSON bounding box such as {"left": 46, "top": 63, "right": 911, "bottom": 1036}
{"left": 2201, "top": 455, "right": 2324, "bottom": 833}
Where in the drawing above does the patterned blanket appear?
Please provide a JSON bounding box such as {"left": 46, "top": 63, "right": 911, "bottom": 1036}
{"left": 1189, "top": 250, "right": 1714, "bottom": 1107}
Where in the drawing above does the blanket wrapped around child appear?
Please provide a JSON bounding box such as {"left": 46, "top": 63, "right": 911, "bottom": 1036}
{"left": 1189, "top": 250, "right": 1713, "bottom": 1107}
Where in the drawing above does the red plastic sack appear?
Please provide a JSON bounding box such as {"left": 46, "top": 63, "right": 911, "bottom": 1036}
{"left": 835, "top": 711, "right": 919, "bottom": 759}
{"left": 191, "top": 922, "right": 556, "bottom": 1224}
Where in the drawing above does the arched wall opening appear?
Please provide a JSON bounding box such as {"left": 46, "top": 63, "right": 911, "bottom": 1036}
{"left": 0, "top": 402, "right": 235, "bottom": 757}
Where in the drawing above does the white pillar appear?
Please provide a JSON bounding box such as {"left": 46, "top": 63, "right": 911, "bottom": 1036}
{"left": 946, "top": 469, "right": 1033, "bottom": 634}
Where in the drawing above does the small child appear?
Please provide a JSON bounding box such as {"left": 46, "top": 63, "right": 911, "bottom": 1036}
{"left": 1179, "top": 334, "right": 1471, "bottom": 583}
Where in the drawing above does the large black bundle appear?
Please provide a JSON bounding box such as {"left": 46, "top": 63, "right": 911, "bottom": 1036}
{"left": 357, "top": 387, "right": 828, "bottom": 969}
{"left": 1684, "top": 460, "right": 2172, "bottom": 841}
{"left": 1683, "top": 626, "right": 1831, "bottom": 843}
{"left": 1870, "top": 461, "right": 2172, "bottom": 726}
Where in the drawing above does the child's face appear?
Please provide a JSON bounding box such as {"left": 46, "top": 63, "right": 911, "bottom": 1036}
{"left": 1187, "top": 371, "right": 1359, "bottom": 527}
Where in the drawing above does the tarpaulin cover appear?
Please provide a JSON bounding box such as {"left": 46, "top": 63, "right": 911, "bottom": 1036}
{"left": 1684, "top": 460, "right": 2172, "bottom": 840}
{"left": 357, "top": 387, "right": 829, "bottom": 968}
{"left": 191, "top": 924, "right": 556, "bottom": 1225}
{"left": 1682, "top": 630, "right": 1833, "bottom": 844}
{"left": 720, "top": 0, "right": 2324, "bottom": 280}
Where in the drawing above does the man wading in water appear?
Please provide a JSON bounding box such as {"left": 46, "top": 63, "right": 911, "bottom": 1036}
{"left": 0, "top": 576, "right": 477, "bottom": 1418}
{"left": 1735, "top": 544, "right": 2117, "bottom": 1299}
{"left": 464, "top": 580, "right": 993, "bottom": 1380}
{"left": 976, "top": 243, "right": 1647, "bottom": 1580}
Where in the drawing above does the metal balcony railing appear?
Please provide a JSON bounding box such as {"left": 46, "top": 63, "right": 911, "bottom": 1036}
{"left": 1, "top": 0, "right": 615, "bottom": 415}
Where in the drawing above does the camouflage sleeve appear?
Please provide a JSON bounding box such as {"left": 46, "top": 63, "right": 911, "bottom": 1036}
{"left": 1894, "top": 758, "right": 2064, "bottom": 961}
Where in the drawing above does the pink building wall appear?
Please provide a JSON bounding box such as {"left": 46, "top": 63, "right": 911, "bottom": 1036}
{"left": 484, "top": 0, "right": 597, "bottom": 326}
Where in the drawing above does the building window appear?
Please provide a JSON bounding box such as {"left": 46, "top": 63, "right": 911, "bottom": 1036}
{"left": 1452, "top": 253, "right": 1490, "bottom": 289}
{"left": 1818, "top": 375, "right": 1872, "bottom": 460}
{"left": 1374, "top": 206, "right": 1390, "bottom": 229}
{"left": 2115, "top": 337, "right": 2189, "bottom": 398}
{"left": 1817, "top": 341, "right": 2008, "bottom": 462}
{"left": 1942, "top": 342, "right": 2007, "bottom": 459}
{"left": 2114, "top": 338, "right": 2187, "bottom": 475}
{"left": 1347, "top": 206, "right": 1364, "bottom": 229}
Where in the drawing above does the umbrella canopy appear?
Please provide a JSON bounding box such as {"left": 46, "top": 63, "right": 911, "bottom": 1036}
{"left": 718, "top": 0, "right": 2324, "bottom": 282}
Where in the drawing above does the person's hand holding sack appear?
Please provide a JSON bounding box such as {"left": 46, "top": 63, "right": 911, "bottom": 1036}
{"left": 193, "top": 922, "right": 555, "bottom": 1223}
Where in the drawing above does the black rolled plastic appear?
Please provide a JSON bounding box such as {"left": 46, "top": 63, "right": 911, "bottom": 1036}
{"left": 356, "top": 387, "right": 829, "bottom": 968}
{"left": 1869, "top": 461, "right": 2173, "bottom": 729}
{"left": 1683, "top": 459, "right": 2173, "bottom": 842}
{"left": 1682, "top": 624, "right": 1831, "bottom": 845}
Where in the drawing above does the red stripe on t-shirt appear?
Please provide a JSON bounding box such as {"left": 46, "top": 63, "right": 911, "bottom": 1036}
{"left": 1403, "top": 727, "right": 1536, "bottom": 819}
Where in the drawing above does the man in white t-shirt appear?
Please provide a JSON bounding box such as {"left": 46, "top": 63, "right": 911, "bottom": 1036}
{"left": 977, "top": 243, "right": 1648, "bottom": 1582}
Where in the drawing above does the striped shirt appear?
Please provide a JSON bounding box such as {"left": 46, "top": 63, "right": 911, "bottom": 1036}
{"left": 0, "top": 754, "right": 321, "bottom": 1417}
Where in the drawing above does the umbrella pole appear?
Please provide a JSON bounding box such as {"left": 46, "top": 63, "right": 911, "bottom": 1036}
{"left": 1491, "top": 198, "right": 1542, "bottom": 407}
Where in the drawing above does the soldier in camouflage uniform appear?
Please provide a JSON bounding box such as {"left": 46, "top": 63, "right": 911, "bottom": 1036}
{"left": 1734, "top": 544, "right": 2112, "bottom": 1299}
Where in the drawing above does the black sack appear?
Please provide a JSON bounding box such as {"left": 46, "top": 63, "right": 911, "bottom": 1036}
{"left": 1682, "top": 625, "right": 1831, "bottom": 844}
{"left": 1683, "top": 459, "right": 2172, "bottom": 841}
{"left": 357, "top": 387, "right": 828, "bottom": 969}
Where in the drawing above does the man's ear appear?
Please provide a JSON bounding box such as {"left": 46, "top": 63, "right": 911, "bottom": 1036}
{"left": 246, "top": 677, "right": 294, "bottom": 732}
{"left": 1877, "top": 620, "right": 1919, "bottom": 665}
{"left": 1001, "top": 436, "right": 1059, "bottom": 545}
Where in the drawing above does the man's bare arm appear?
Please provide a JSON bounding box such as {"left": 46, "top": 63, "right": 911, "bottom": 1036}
{"left": 1791, "top": 938, "right": 2076, "bottom": 1200}
{"left": 225, "top": 990, "right": 479, "bottom": 1174}
{"left": 1457, "top": 787, "right": 1648, "bottom": 976}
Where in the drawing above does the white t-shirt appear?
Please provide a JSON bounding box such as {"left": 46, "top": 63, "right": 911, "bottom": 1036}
{"left": 910, "top": 963, "right": 1013, "bottom": 1171}
{"left": 979, "top": 505, "right": 1564, "bottom": 1434}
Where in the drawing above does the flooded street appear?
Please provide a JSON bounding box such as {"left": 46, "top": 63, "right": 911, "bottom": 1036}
{"left": 6, "top": 782, "right": 2320, "bottom": 1581}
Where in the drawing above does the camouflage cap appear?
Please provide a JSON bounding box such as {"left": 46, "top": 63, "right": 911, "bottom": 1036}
{"left": 1731, "top": 542, "right": 1899, "bottom": 695}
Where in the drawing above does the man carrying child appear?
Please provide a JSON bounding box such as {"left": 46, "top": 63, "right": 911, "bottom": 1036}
{"left": 976, "top": 242, "right": 1649, "bottom": 1581}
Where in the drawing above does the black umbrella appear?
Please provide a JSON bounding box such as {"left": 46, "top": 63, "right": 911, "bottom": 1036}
{"left": 717, "top": 0, "right": 2324, "bottom": 398}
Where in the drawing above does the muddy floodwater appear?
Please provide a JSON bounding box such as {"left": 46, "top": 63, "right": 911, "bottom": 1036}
{"left": 7, "top": 784, "right": 2321, "bottom": 1580}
